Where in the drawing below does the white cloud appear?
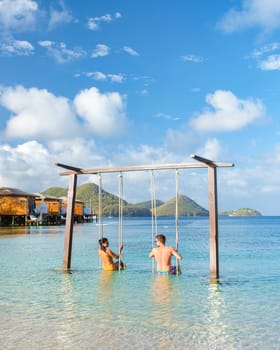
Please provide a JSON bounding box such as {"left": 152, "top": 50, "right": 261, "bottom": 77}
{"left": 91, "top": 44, "right": 110, "bottom": 58}
{"left": 0, "top": 0, "right": 38, "bottom": 32}
{"left": 190, "top": 90, "right": 266, "bottom": 132}
{"left": 252, "top": 42, "right": 280, "bottom": 57}
{"left": 82, "top": 71, "right": 125, "bottom": 83}
{"left": 107, "top": 74, "right": 125, "bottom": 83}
{"left": 38, "top": 40, "right": 86, "bottom": 63}
{"left": 154, "top": 113, "right": 180, "bottom": 121}
{"left": 0, "top": 140, "right": 54, "bottom": 190}
{"left": 196, "top": 138, "right": 223, "bottom": 160}
{"left": 0, "top": 85, "right": 80, "bottom": 139}
{"left": 0, "top": 40, "right": 34, "bottom": 56}
{"left": 0, "top": 138, "right": 107, "bottom": 192}
{"left": 181, "top": 54, "right": 204, "bottom": 63}
{"left": 48, "top": 2, "right": 73, "bottom": 30}
{"left": 87, "top": 12, "right": 121, "bottom": 31}
{"left": 138, "top": 89, "right": 148, "bottom": 96}
{"left": 218, "top": 0, "right": 280, "bottom": 33}
{"left": 252, "top": 43, "right": 280, "bottom": 70}
{"left": 74, "top": 87, "right": 128, "bottom": 137}
{"left": 123, "top": 46, "right": 139, "bottom": 56}
{"left": 258, "top": 55, "right": 280, "bottom": 70}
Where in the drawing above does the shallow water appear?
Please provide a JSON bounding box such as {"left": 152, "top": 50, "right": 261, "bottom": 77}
{"left": 1, "top": 217, "right": 280, "bottom": 349}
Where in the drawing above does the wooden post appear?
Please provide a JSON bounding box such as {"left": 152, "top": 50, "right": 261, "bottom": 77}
{"left": 62, "top": 173, "right": 77, "bottom": 270}
{"left": 208, "top": 165, "right": 219, "bottom": 279}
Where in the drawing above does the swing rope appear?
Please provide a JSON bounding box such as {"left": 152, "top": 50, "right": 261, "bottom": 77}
{"left": 118, "top": 172, "right": 125, "bottom": 270}
{"left": 98, "top": 173, "right": 104, "bottom": 269}
{"left": 175, "top": 169, "right": 180, "bottom": 275}
{"left": 98, "top": 173, "right": 103, "bottom": 239}
{"left": 150, "top": 170, "right": 158, "bottom": 273}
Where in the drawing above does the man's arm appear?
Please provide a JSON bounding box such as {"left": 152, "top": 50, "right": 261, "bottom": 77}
{"left": 171, "top": 247, "right": 182, "bottom": 260}
{"left": 149, "top": 248, "right": 155, "bottom": 258}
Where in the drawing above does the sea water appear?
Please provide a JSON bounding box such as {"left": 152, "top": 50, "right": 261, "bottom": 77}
{"left": 0, "top": 217, "right": 280, "bottom": 350}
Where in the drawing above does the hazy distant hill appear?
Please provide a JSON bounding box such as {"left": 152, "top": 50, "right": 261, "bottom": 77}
{"left": 155, "top": 194, "right": 208, "bottom": 216}
{"left": 219, "top": 208, "right": 262, "bottom": 216}
{"left": 43, "top": 183, "right": 208, "bottom": 217}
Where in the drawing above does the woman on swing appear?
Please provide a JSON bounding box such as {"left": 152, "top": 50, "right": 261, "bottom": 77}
{"left": 98, "top": 237, "right": 125, "bottom": 271}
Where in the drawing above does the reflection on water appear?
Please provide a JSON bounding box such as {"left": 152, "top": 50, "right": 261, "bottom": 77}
{"left": 205, "top": 282, "right": 231, "bottom": 349}
{"left": 97, "top": 270, "right": 115, "bottom": 322}
{"left": 55, "top": 273, "right": 77, "bottom": 348}
{"left": 151, "top": 275, "right": 174, "bottom": 328}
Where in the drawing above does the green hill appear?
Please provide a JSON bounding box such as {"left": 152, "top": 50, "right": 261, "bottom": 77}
{"left": 155, "top": 194, "right": 208, "bottom": 216}
{"left": 42, "top": 186, "right": 67, "bottom": 198}
{"left": 42, "top": 183, "right": 208, "bottom": 217}
{"left": 219, "top": 208, "right": 262, "bottom": 216}
{"left": 133, "top": 199, "right": 164, "bottom": 209}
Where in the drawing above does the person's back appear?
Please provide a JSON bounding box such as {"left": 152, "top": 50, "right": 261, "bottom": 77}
{"left": 152, "top": 245, "right": 175, "bottom": 271}
{"left": 149, "top": 234, "right": 182, "bottom": 274}
{"left": 98, "top": 247, "right": 115, "bottom": 268}
{"left": 98, "top": 237, "right": 124, "bottom": 271}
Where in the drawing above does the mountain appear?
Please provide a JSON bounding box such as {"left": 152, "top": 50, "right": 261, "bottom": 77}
{"left": 133, "top": 199, "right": 164, "bottom": 209}
{"left": 42, "top": 186, "right": 67, "bottom": 198}
{"left": 155, "top": 194, "right": 208, "bottom": 216}
{"left": 42, "top": 183, "right": 208, "bottom": 217}
{"left": 219, "top": 208, "right": 262, "bottom": 216}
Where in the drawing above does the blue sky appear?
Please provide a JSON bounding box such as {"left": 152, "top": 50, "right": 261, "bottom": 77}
{"left": 1, "top": 0, "right": 280, "bottom": 215}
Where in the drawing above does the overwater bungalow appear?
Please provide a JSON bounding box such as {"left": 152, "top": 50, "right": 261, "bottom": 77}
{"left": 34, "top": 193, "right": 62, "bottom": 225}
{"left": 60, "top": 196, "right": 84, "bottom": 223}
{"left": 0, "top": 187, "right": 36, "bottom": 226}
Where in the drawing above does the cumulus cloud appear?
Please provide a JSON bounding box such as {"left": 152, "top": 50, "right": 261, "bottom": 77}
{"left": 0, "top": 140, "right": 54, "bottom": 190}
{"left": 87, "top": 12, "right": 121, "bottom": 31}
{"left": 0, "top": 40, "right": 34, "bottom": 56}
{"left": 91, "top": 44, "right": 110, "bottom": 58}
{"left": 218, "top": 0, "right": 280, "bottom": 33}
{"left": 0, "top": 138, "right": 107, "bottom": 192}
{"left": 38, "top": 40, "right": 86, "bottom": 63}
{"left": 0, "top": 0, "right": 38, "bottom": 33}
{"left": 196, "top": 138, "right": 223, "bottom": 160}
{"left": 0, "top": 85, "right": 80, "bottom": 139}
{"left": 74, "top": 87, "right": 128, "bottom": 137}
{"left": 190, "top": 90, "right": 266, "bottom": 132}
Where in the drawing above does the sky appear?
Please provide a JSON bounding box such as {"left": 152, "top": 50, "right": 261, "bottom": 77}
{"left": 1, "top": 0, "right": 280, "bottom": 215}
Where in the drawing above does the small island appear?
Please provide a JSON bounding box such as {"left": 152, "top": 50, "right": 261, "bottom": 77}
{"left": 219, "top": 208, "right": 262, "bottom": 216}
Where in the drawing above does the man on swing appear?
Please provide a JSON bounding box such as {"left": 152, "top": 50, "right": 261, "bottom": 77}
{"left": 149, "top": 234, "right": 182, "bottom": 275}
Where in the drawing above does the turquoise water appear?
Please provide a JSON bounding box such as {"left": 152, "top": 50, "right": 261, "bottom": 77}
{"left": 1, "top": 217, "right": 280, "bottom": 349}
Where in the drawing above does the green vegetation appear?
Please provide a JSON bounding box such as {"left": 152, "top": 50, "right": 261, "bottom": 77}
{"left": 133, "top": 200, "right": 164, "bottom": 209}
{"left": 42, "top": 186, "right": 67, "bottom": 198}
{"left": 43, "top": 182, "right": 208, "bottom": 217}
{"left": 155, "top": 195, "right": 208, "bottom": 216}
{"left": 219, "top": 208, "right": 262, "bottom": 216}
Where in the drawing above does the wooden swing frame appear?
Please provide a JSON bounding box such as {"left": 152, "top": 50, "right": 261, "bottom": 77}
{"left": 56, "top": 154, "right": 234, "bottom": 279}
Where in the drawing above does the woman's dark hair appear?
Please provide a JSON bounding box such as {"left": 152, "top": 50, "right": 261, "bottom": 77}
{"left": 99, "top": 237, "right": 108, "bottom": 252}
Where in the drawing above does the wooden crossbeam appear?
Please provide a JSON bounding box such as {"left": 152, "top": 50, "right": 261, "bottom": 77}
{"left": 57, "top": 157, "right": 234, "bottom": 176}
